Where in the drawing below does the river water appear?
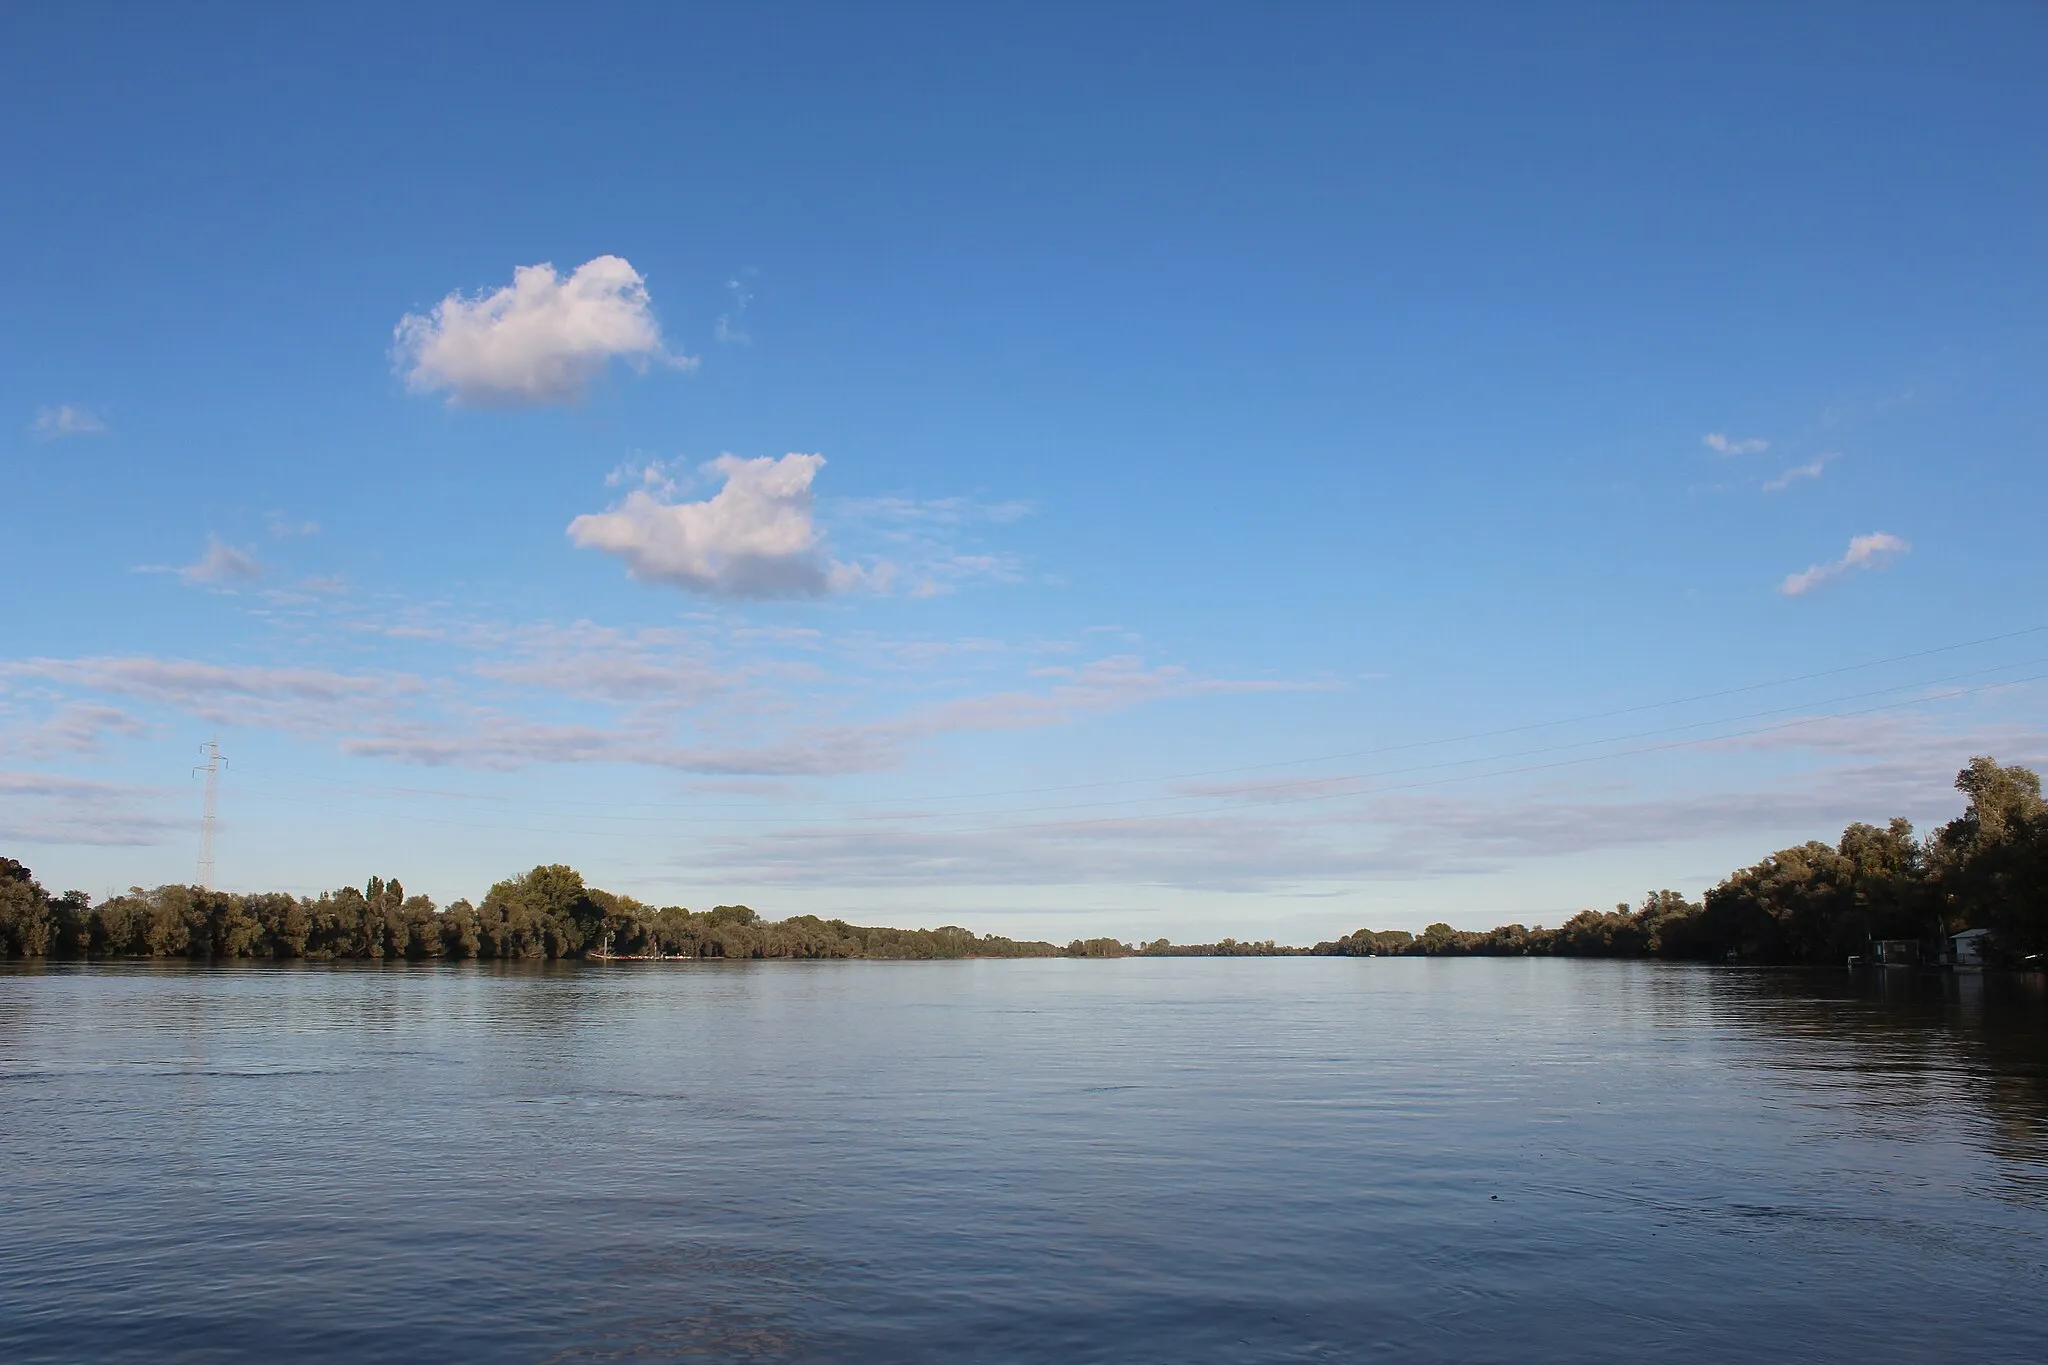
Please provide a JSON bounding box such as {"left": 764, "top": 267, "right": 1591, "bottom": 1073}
{"left": 1, "top": 958, "right": 2043, "bottom": 1362}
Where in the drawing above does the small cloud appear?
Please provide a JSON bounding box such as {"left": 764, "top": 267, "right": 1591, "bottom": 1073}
{"left": 829, "top": 560, "right": 899, "bottom": 594}
{"left": 1779, "top": 532, "right": 1909, "bottom": 597}
{"left": 570, "top": 452, "right": 883, "bottom": 599}
{"left": 605, "top": 455, "right": 687, "bottom": 497}
{"left": 1762, "top": 452, "right": 1838, "bottom": 492}
{"left": 393, "top": 255, "right": 693, "bottom": 407}
{"left": 714, "top": 273, "right": 753, "bottom": 346}
{"left": 1704, "top": 432, "right": 1769, "bottom": 456}
{"left": 181, "top": 536, "right": 263, "bottom": 586}
{"left": 267, "top": 512, "right": 320, "bottom": 539}
{"left": 30, "top": 405, "right": 108, "bottom": 441}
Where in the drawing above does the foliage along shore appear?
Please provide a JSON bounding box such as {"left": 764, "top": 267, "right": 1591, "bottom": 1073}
{"left": 2, "top": 757, "right": 2042, "bottom": 966}
{"left": 1315, "top": 755, "right": 2047, "bottom": 967}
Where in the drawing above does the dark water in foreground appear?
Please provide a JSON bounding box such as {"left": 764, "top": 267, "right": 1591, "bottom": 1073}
{"left": 2, "top": 960, "right": 2044, "bottom": 1363}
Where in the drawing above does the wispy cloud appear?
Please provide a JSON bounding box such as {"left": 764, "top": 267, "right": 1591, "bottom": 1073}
{"left": 29, "top": 405, "right": 108, "bottom": 441}
{"left": 833, "top": 493, "right": 1035, "bottom": 527}
{"left": 829, "top": 493, "right": 1033, "bottom": 596}
{"left": 394, "top": 256, "right": 692, "bottom": 407}
{"left": 1762, "top": 452, "right": 1837, "bottom": 492}
{"left": 470, "top": 621, "right": 731, "bottom": 704}
{"left": 3, "top": 629, "right": 1296, "bottom": 782}
{"left": 714, "top": 272, "right": 753, "bottom": 346}
{"left": 0, "top": 770, "right": 181, "bottom": 848}
{"left": 1779, "top": 531, "right": 1910, "bottom": 597}
{"left": 1712, "top": 704, "right": 2046, "bottom": 772}
{"left": 266, "top": 512, "right": 320, "bottom": 539}
{"left": 605, "top": 455, "right": 687, "bottom": 496}
{"left": 0, "top": 655, "right": 412, "bottom": 735}
{"left": 180, "top": 536, "right": 263, "bottom": 586}
{"left": 681, "top": 784, "right": 1873, "bottom": 892}
{"left": 682, "top": 720, "right": 2045, "bottom": 894}
{"left": 344, "top": 650, "right": 1292, "bottom": 776}
{"left": 1703, "top": 432, "right": 1770, "bottom": 456}
{"left": 1, "top": 702, "right": 150, "bottom": 759}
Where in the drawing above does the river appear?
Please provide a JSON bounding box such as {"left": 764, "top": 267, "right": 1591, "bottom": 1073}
{"left": 2, "top": 957, "right": 2043, "bottom": 1362}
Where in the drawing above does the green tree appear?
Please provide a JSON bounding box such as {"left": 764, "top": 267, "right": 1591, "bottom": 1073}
{"left": 1930, "top": 758, "right": 2048, "bottom": 953}
{"left": 479, "top": 865, "right": 606, "bottom": 958}
{"left": 0, "top": 858, "right": 54, "bottom": 957}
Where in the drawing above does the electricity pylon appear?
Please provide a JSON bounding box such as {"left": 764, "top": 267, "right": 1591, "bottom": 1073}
{"left": 195, "top": 739, "right": 227, "bottom": 889}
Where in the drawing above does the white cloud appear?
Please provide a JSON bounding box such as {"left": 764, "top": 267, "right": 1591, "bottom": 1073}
{"left": 1703, "top": 432, "right": 1769, "bottom": 456}
{"left": 181, "top": 536, "right": 263, "bottom": 586}
{"left": 1779, "top": 531, "right": 1910, "bottom": 597}
{"left": 30, "top": 405, "right": 107, "bottom": 441}
{"left": 1762, "top": 453, "right": 1837, "bottom": 492}
{"left": 393, "top": 255, "right": 690, "bottom": 406}
{"left": 570, "top": 452, "right": 880, "bottom": 598}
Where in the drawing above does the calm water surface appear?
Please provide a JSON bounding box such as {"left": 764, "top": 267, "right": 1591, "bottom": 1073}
{"left": 2, "top": 959, "right": 2044, "bottom": 1362}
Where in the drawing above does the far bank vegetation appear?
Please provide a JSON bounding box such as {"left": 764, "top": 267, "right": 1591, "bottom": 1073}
{"left": 2, "top": 758, "right": 2042, "bottom": 967}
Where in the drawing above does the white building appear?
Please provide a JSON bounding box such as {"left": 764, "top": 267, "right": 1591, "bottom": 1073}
{"left": 1951, "top": 927, "right": 1992, "bottom": 971}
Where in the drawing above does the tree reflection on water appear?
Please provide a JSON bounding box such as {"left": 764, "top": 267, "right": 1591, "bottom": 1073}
{"left": 1699, "top": 967, "right": 2048, "bottom": 1190}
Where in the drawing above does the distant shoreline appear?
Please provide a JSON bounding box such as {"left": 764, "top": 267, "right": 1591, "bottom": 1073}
{"left": 4, "top": 757, "right": 2042, "bottom": 967}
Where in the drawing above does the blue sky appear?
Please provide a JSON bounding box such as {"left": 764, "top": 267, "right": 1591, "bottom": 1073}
{"left": 4, "top": 3, "right": 2045, "bottom": 940}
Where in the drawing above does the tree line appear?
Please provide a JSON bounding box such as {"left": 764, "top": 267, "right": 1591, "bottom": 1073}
{"left": 2, "top": 756, "right": 2041, "bottom": 966}
{"left": 0, "top": 863, "right": 1063, "bottom": 961}
{"left": 1316, "top": 757, "right": 2048, "bottom": 966}
{"left": 0, "top": 865, "right": 1302, "bottom": 961}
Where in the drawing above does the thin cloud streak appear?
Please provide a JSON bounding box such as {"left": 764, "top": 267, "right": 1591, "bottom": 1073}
{"left": 2, "top": 702, "right": 150, "bottom": 759}
{"left": 685, "top": 742, "right": 2037, "bottom": 893}
{"left": 30, "top": 405, "right": 108, "bottom": 440}
{"left": 1780, "top": 532, "right": 1910, "bottom": 596}
{"left": 1762, "top": 453, "right": 1837, "bottom": 492}
{"left": 0, "top": 770, "right": 180, "bottom": 848}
